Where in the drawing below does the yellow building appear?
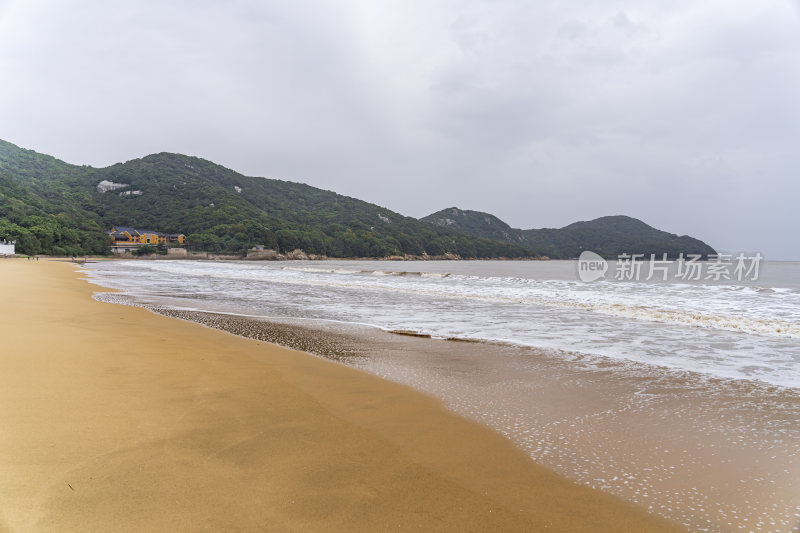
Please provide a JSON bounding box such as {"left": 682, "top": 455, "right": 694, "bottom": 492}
{"left": 108, "top": 226, "right": 185, "bottom": 252}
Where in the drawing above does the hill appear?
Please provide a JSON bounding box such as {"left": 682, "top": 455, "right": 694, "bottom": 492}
{"left": 0, "top": 140, "right": 529, "bottom": 258}
{"left": 421, "top": 207, "right": 716, "bottom": 259}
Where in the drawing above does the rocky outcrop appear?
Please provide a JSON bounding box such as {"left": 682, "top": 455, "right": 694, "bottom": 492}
{"left": 246, "top": 247, "right": 279, "bottom": 260}
{"left": 96, "top": 180, "right": 129, "bottom": 193}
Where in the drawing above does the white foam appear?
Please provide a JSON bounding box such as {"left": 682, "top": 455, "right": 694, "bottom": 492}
{"left": 84, "top": 260, "right": 800, "bottom": 388}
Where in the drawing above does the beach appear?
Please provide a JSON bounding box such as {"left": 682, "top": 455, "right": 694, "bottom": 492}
{"left": 0, "top": 258, "right": 682, "bottom": 532}
{"left": 81, "top": 258, "right": 800, "bottom": 531}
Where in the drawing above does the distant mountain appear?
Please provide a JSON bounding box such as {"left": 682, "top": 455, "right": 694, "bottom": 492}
{"left": 0, "top": 139, "right": 717, "bottom": 259}
{"left": 421, "top": 207, "right": 716, "bottom": 259}
{"left": 0, "top": 139, "right": 529, "bottom": 258}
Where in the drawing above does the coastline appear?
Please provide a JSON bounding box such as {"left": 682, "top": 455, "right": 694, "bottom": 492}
{"left": 104, "top": 253, "right": 550, "bottom": 261}
{"left": 84, "top": 259, "right": 800, "bottom": 531}
{"left": 0, "top": 259, "right": 682, "bottom": 531}
{"left": 97, "top": 298, "right": 800, "bottom": 532}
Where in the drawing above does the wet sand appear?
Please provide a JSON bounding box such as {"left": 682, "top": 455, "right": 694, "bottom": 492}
{"left": 0, "top": 258, "right": 683, "bottom": 532}
{"left": 124, "top": 302, "right": 800, "bottom": 532}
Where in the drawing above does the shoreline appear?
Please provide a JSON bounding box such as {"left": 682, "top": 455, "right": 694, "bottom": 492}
{"left": 64, "top": 254, "right": 553, "bottom": 261}
{"left": 92, "top": 292, "right": 800, "bottom": 393}
{"left": 89, "top": 285, "right": 800, "bottom": 531}
{"left": 0, "top": 258, "right": 683, "bottom": 531}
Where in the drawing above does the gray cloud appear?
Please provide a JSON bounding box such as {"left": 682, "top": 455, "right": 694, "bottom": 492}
{"left": 1, "top": 0, "right": 798, "bottom": 258}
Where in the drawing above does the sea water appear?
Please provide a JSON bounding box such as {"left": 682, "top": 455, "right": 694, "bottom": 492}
{"left": 86, "top": 259, "right": 800, "bottom": 388}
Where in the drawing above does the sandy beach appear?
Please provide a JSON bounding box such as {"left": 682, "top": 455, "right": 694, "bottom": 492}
{"left": 0, "top": 258, "right": 685, "bottom": 531}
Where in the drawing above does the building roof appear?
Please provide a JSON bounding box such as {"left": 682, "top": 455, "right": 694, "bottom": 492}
{"left": 109, "top": 227, "right": 185, "bottom": 239}
{"left": 110, "top": 227, "right": 167, "bottom": 236}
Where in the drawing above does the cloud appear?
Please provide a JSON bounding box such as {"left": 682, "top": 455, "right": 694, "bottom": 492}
{"left": 0, "top": 0, "right": 798, "bottom": 258}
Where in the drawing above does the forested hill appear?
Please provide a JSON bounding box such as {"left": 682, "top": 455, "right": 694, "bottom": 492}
{"left": 0, "top": 139, "right": 529, "bottom": 257}
{"left": 421, "top": 207, "right": 716, "bottom": 259}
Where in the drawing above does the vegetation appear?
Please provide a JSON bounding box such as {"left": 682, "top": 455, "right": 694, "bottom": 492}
{"left": 0, "top": 141, "right": 112, "bottom": 255}
{"left": 0, "top": 140, "right": 529, "bottom": 257}
{"left": 131, "top": 245, "right": 167, "bottom": 256}
{"left": 421, "top": 207, "right": 716, "bottom": 259}
{"left": 1, "top": 139, "right": 715, "bottom": 259}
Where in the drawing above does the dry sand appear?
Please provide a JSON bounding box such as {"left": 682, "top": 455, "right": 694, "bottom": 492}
{"left": 0, "top": 259, "right": 684, "bottom": 532}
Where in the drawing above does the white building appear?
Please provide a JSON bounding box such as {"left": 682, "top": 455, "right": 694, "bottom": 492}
{"left": 0, "top": 239, "right": 16, "bottom": 256}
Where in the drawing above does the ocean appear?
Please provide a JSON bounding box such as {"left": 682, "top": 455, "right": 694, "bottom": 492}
{"left": 86, "top": 259, "right": 800, "bottom": 387}
{"left": 84, "top": 259, "right": 800, "bottom": 532}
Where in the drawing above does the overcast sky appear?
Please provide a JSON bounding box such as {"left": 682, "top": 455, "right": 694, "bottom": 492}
{"left": 1, "top": 1, "right": 799, "bottom": 259}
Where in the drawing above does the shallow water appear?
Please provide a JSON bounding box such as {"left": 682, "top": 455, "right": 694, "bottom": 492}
{"left": 86, "top": 259, "right": 800, "bottom": 388}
